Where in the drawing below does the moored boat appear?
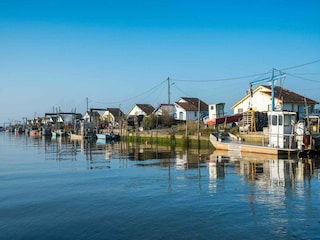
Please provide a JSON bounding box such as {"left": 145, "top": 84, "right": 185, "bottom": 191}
{"left": 96, "top": 132, "right": 120, "bottom": 142}
{"left": 210, "top": 134, "right": 298, "bottom": 158}
{"left": 210, "top": 110, "right": 320, "bottom": 158}
{"left": 51, "top": 131, "right": 57, "bottom": 138}
{"left": 29, "top": 128, "right": 39, "bottom": 137}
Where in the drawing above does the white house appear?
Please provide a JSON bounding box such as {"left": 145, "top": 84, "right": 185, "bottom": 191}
{"left": 231, "top": 85, "right": 318, "bottom": 118}
{"left": 174, "top": 97, "right": 208, "bottom": 121}
{"left": 127, "top": 104, "right": 155, "bottom": 116}
{"left": 153, "top": 104, "right": 175, "bottom": 117}
{"left": 83, "top": 111, "right": 100, "bottom": 123}
{"left": 100, "top": 108, "right": 125, "bottom": 124}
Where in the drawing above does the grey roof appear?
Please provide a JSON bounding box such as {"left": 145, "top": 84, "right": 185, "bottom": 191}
{"left": 175, "top": 97, "right": 208, "bottom": 111}
{"left": 106, "top": 108, "right": 125, "bottom": 118}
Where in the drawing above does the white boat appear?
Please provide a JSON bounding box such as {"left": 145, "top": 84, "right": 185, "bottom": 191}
{"left": 211, "top": 109, "right": 320, "bottom": 158}
{"left": 211, "top": 71, "right": 320, "bottom": 158}
{"left": 96, "top": 133, "right": 120, "bottom": 142}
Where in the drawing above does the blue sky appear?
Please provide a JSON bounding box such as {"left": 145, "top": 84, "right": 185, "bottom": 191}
{"left": 1, "top": 0, "right": 320, "bottom": 125}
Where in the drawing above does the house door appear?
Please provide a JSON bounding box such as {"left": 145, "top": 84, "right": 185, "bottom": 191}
{"left": 268, "top": 112, "right": 284, "bottom": 148}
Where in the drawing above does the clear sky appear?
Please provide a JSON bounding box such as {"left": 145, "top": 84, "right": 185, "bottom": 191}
{"left": 1, "top": 0, "right": 320, "bottom": 125}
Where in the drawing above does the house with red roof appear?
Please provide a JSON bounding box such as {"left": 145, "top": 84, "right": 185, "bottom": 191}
{"left": 174, "top": 97, "right": 208, "bottom": 121}
{"left": 231, "top": 85, "right": 318, "bottom": 118}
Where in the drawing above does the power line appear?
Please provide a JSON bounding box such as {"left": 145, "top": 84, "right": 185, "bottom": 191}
{"left": 171, "top": 72, "right": 271, "bottom": 82}
{"left": 170, "top": 59, "right": 320, "bottom": 83}
{"left": 285, "top": 72, "right": 320, "bottom": 83}
{"left": 280, "top": 59, "right": 320, "bottom": 71}
{"left": 289, "top": 72, "right": 320, "bottom": 75}
{"left": 172, "top": 83, "right": 191, "bottom": 97}
{"left": 75, "top": 59, "right": 320, "bottom": 111}
{"left": 91, "top": 80, "right": 168, "bottom": 105}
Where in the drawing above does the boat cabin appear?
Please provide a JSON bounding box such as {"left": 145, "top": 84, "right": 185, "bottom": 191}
{"left": 308, "top": 115, "right": 320, "bottom": 134}
{"left": 268, "top": 111, "right": 296, "bottom": 148}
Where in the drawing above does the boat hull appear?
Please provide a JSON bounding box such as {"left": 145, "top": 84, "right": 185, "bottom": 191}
{"left": 210, "top": 134, "right": 298, "bottom": 158}
{"left": 96, "top": 133, "right": 120, "bottom": 142}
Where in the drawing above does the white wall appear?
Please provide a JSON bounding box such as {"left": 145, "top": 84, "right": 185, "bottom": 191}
{"left": 128, "top": 105, "right": 146, "bottom": 116}
{"left": 208, "top": 103, "right": 225, "bottom": 119}
{"left": 233, "top": 88, "right": 281, "bottom": 114}
{"left": 174, "top": 105, "right": 198, "bottom": 121}
{"left": 174, "top": 105, "right": 185, "bottom": 120}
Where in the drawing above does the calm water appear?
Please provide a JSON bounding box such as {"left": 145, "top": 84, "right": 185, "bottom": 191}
{"left": 1, "top": 133, "right": 320, "bottom": 240}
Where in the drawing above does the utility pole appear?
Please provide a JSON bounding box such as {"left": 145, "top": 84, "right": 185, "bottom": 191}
{"left": 271, "top": 68, "right": 275, "bottom": 111}
{"left": 86, "top": 97, "right": 88, "bottom": 112}
{"left": 197, "top": 99, "right": 201, "bottom": 150}
{"left": 167, "top": 77, "right": 170, "bottom": 104}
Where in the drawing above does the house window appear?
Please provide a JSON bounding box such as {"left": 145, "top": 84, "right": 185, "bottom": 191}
{"left": 194, "top": 111, "right": 197, "bottom": 117}
{"left": 272, "top": 115, "right": 277, "bottom": 126}
{"left": 284, "top": 115, "right": 291, "bottom": 126}
{"left": 211, "top": 106, "right": 214, "bottom": 110}
{"left": 272, "top": 115, "right": 283, "bottom": 126}
{"left": 237, "top": 108, "right": 243, "bottom": 113}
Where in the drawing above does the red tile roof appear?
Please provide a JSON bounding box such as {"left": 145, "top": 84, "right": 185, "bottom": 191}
{"left": 262, "top": 86, "right": 318, "bottom": 105}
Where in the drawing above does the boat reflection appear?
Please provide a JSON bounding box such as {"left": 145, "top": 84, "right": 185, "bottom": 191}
{"left": 207, "top": 150, "right": 320, "bottom": 186}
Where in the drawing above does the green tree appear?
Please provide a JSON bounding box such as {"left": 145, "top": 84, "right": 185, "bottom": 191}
{"left": 142, "top": 114, "right": 158, "bottom": 130}
{"left": 160, "top": 110, "right": 173, "bottom": 127}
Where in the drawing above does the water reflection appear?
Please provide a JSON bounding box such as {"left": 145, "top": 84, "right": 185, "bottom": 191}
{"left": 13, "top": 133, "right": 320, "bottom": 187}
{"left": 207, "top": 150, "right": 320, "bottom": 189}
{"left": 44, "top": 136, "right": 78, "bottom": 161}
{"left": 2, "top": 133, "right": 320, "bottom": 239}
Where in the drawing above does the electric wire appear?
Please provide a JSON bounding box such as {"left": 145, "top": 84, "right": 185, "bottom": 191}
{"left": 90, "top": 79, "right": 167, "bottom": 106}
{"left": 171, "top": 72, "right": 271, "bottom": 82}
{"left": 76, "top": 59, "right": 320, "bottom": 112}
{"left": 285, "top": 72, "right": 320, "bottom": 83}
{"left": 169, "top": 59, "right": 320, "bottom": 83}
{"left": 171, "top": 82, "right": 192, "bottom": 97}
{"left": 280, "top": 59, "right": 320, "bottom": 71}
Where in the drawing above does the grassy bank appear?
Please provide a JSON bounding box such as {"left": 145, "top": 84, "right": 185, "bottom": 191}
{"left": 123, "top": 132, "right": 213, "bottom": 150}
